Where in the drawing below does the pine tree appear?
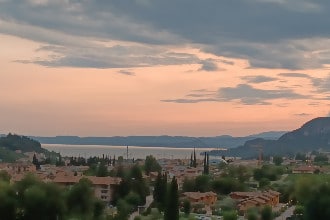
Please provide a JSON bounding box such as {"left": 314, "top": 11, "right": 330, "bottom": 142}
{"left": 164, "top": 177, "right": 179, "bottom": 220}
{"left": 190, "top": 153, "right": 193, "bottom": 167}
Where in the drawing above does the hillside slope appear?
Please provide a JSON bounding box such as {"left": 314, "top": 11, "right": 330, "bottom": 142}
{"left": 210, "top": 117, "right": 330, "bottom": 158}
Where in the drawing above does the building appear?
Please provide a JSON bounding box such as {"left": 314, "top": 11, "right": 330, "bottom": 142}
{"left": 182, "top": 191, "right": 217, "bottom": 205}
{"left": 292, "top": 165, "right": 321, "bottom": 174}
{"left": 53, "top": 175, "right": 121, "bottom": 203}
{"left": 230, "top": 190, "right": 280, "bottom": 214}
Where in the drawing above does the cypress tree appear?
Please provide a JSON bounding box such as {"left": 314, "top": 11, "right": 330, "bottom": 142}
{"left": 164, "top": 177, "right": 179, "bottom": 220}
{"left": 206, "top": 153, "right": 209, "bottom": 175}
{"left": 160, "top": 173, "right": 168, "bottom": 211}
{"left": 193, "top": 147, "right": 197, "bottom": 168}
{"left": 153, "top": 172, "right": 162, "bottom": 203}
{"left": 112, "top": 155, "right": 116, "bottom": 166}
{"left": 190, "top": 153, "right": 193, "bottom": 167}
{"left": 203, "top": 152, "right": 207, "bottom": 174}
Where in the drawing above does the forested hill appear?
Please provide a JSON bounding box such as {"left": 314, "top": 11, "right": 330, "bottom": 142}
{"left": 0, "top": 133, "right": 44, "bottom": 153}
{"left": 31, "top": 131, "right": 286, "bottom": 148}
{"left": 211, "top": 117, "right": 330, "bottom": 158}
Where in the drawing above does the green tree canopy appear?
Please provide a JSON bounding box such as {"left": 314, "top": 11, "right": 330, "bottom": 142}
{"left": 144, "top": 155, "right": 161, "bottom": 175}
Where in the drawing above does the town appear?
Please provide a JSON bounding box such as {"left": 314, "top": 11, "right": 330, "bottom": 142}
{"left": 1, "top": 134, "right": 330, "bottom": 220}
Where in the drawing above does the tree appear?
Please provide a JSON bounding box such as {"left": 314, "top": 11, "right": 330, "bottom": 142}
{"left": 96, "top": 162, "right": 108, "bottom": 177}
{"left": 0, "top": 170, "right": 11, "bottom": 183}
{"left": 206, "top": 153, "right": 209, "bottom": 174}
{"left": 164, "top": 177, "right": 179, "bottom": 220}
{"left": 247, "top": 208, "right": 258, "bottom": 220}
{"left": 295, "top": 153, "right": 307, "bottom": 161}
{"left": 182, "top": 178, "right": 195, "bottom": 192}
{"left": 144, "top": 155, "right": 161, "bottom": 175}
{"left": 273, "top": 156, "right": 283, "bottom": 166}
{"left": 195, "top": 175, "right": 211, "bottom": 192}
{"left": 304, "top": 183, "right": 330, "bottom": 220}
{"left": 203, "top": 152, "right": 209, "bottom": 175}
{"left": 130, "top": 164, "right": 148, "bottom": 205}
{"left": 56, "top": 154, "right": 65, "bottom": 166}
{"left": 153, "top": 172, "right": 167, "bottom": 211}
{"left": 223, "top": 210, "right": 238, "bottom": 220}
{"left": 32, "top": 153, "right": 41, "bottom": 170}
{"left": 0, "top": 182, "right": 17, "bottom": 220}
{"left": 314, "top": 154, "right": 328, "bottom": 163}
{"left": 193, "top": 148, "right": 197, "bottom": 168}
{"left": 261, "top": 205, "right": 273, "bottom": 220}
{"left": 160, "top": 173, "right": 167, "bottom": 210}
{"left": 66, "top": 178, "right": 95, "bottom": 217}
{"left": 211, "top": 177, "right": 243, "bottom": 195}
{"left": 118, "top": 156, "right": 124, "bottom": 164}
{"left": 259, "top": 178, "right": 271, "bottom": 189}
{"left": 125, "top": 191, "right": 141, "bottom": 207}
{"left": 153, "top": 172, "right": 162, "bottom": 203}
{"left": 116, "top": 199, "right": 132, "bottom": 220}
{"left": 183, "top": 199, "right": 191, "bottom": 216}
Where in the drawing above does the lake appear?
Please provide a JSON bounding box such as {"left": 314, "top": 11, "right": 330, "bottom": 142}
{"left": 42, "top": 144, "right": 215, "bottom": 159}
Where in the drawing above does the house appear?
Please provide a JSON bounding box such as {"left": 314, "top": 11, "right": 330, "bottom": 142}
{"left": 53, "top": 175, "right": 121, "bottom": 203}
{"left": 3, "top": 162, "right": 36, "bottom": 174}
{"left": 292, "top": 165, "right": 321, "bottom": 174}
{"left": 230, "top": 190, "right": 280, "bottom": 214}
{"left": 182, "top": 191, "right": 217, "bottom": 205}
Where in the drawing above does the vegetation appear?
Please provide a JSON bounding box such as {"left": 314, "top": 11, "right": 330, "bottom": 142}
{"left": 273, "top": 155, "right": 283, "bottom": 166}
{"left": 0, "top": 174, "right": 105, "bottom": 220}
{"left": 164, "top": 177, "right": 179, "bottom": 220}
{"left": 153, "top": 172, "right": 167, "bottom": 211}
{"left": 0, "top": 147, "right": 24, "bottom": 162}
{"left": 144, "top": 155, "right": 161, "bottom": 175}
{"left": 0, "top": 133, "right": 44, "bottom": 153}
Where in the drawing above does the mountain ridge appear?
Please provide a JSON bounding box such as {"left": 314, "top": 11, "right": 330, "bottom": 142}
{"left": 28, "top": 131, "right": 286, "bottom": 149}
{"left": 211, "top": 117, "right": 330, "bottom": 158}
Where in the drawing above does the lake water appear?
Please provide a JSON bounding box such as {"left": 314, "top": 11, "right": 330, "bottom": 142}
{"left": 42, "top": 144, "right": 215, "bottom": 159}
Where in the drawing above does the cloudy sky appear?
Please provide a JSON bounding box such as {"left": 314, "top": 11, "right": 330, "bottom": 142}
{"left": 1, "top": 0, "right": 330, "bottom": 137}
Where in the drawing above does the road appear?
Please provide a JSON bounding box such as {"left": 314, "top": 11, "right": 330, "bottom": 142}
{"left": 275, "top": 206, "right": 295, "bottom": 220}
{"left": 129, "top": 195, "right": 153, "bottom": 220}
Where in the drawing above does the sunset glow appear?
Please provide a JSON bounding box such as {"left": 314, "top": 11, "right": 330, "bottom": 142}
{"left": 1, "top": 0, "right": 330, "bottom": 137}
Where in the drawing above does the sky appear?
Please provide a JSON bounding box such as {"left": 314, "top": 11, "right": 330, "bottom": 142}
{"left": 1, "top": 0, "right": 330, "bottom": 137}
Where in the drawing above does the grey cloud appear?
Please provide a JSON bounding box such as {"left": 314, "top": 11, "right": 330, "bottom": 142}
{"left": 217, "top": 84, "right": 307, "bottom": 105}
{"left": 312, "top": 74, "right": 330, "bottom": 92}
{"left": 162, "top": 84, "right": 308, "bottom": 104}
{"left": 278, "top": 73, "right": 311, "bottom": 78}
{"left": 2, "top": 0, "right": 330, "bottom": 69}
{"left": 220, "top": 60, "right": 235, "bottom": 65}
{"left": 118, "top": 70, "right": 135, "bottom": 76}
{"left": 242, "top": 75, "right": 278, "bottom": 83}
{"left": 190, "top": 89, "right": 215, "bottom": 93}
{"left": 308, "top": 102, "right": 320, "bottom": 106}
{"left": 294, "top": 113, "right": 312, "bottom": 116}
{"left": 14, "top": 42, "right": 200, "bottom": 68}
{"left": 161, "top": 98, "right": 218, "bottom": 103}
{"left": 198, "top": 59, "right": 220, "bottom": 72}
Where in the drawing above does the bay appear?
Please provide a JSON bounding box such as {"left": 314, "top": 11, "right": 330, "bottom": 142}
{"left": 42, "top": 144, "right": 215, "bottom": 159}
